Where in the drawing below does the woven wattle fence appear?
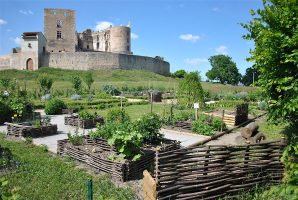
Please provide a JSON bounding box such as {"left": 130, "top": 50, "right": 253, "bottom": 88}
{"left": 5, "top": 122, "right": 57, "bottom": 138}
{"left": 57, "top": 136, "right": 180, "bottom": 182}
{"left": 64, "top": 115, "right": 104, "bottom": 129}
{"left": 153, "top": 140, "right": 285, "bottom": 200}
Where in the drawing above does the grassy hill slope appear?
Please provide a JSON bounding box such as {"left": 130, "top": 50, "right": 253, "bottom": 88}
{"left": 0, "top": 68, "right": 257, "bottom": 94}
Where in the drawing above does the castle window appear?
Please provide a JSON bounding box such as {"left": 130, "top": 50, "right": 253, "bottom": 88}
{"left": 97, "top": 42, "right": 99, "bottom": 49}
{"left": 43, "top": 46, "right": 45, "bottom": 54}
{"left": 97, "top": 35, "right": 99, "bottom": 41}
{"left": 87, "top": 45, "right": 89, "bottom": 49}
{"left": 64, "top": 12, "right": 67, "bottom": 17}
{"left": 28, "top": 43, "right": 32, "bottom": 48}
{"left": 57, "top": 20, "right": 62, "bottom": 28}
{"left": 57, "top": 31, "right": 62, "bottom": 39}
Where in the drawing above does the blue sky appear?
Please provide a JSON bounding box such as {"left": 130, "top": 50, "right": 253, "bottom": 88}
{"left": 0, "top": 0, "right": 263, "bottom": 78}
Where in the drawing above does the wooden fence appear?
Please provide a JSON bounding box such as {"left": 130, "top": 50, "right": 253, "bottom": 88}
{"left": 144, "top": 140, "right": 285, "bottom": 200}
{"left": 57, "top": 136, "right": 180, "bottom": 182}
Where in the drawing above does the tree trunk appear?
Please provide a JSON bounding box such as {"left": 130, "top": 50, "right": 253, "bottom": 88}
{"left": 241, "top": 122, "right": 259, "bottom": 139}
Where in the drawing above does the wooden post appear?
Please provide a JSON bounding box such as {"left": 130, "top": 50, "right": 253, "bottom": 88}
{"left": 221, "top": 110, "right": 225, "bottom": 132}
{"left": 150, "top": 92, "right": 153, "bottom": 113}
{"left": 88, "top": 178, "right": 93, "bottom": 200}
{"left": 143, "top": 170, "right": 157, "bottom": 200}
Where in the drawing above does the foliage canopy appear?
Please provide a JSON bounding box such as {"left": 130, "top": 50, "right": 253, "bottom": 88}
{"left": 206, "top": 55, "right": 241, "bottom": 85}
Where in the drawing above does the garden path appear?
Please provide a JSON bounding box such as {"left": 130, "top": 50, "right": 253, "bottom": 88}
{"left": 0, "top": 113, "right": 211, "bottom": 153}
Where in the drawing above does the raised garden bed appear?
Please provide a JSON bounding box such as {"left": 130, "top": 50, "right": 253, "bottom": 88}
{"left": 57, "top": 136, "right": 180, "bottom": 182}
{"left": 64, "top": 115, "right": 104, "bottom": 129}
{"left": 5, "top": 122, "right": 57, "bottom": 138}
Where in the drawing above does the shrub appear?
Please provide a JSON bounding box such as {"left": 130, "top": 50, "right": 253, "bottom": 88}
{"left": 134, "top": 113, "right": 163, "bottom": 143}
{"left": 95, "top": 92, "right": 113, "bottom": 99}
{"left": 45, "top": 98, "right": 66, "bottom": 115}
{"left": 173, "top": 111, "right": 194, "bottom": 122}
{"left": 102, "top": 84, "right": 121, "bottom": 96}
{"left": 106, "top": 108, "right": 130, "bottom": 123}
{"left": 258, "top": 101, "right": 268, "bottom": 111}
{"left": 67, "top": 130, "right": 83, "bottom": 146}
{"left": 78, "top": 110, "right": 96, "bottom": 120}
{"left": 192, "top": 121, "right": 214, "bottom": 136}
{"left": 0, "top": 101, "right": 11, "bottom": 124}
{"left": 71, "top": 76, "right": 82, "bottom": 94}
{"left": 38, "top": 74, "right": 53, "bottom": 96}
{"left": 191, "top": 114, "right": 226, "bottom": 136}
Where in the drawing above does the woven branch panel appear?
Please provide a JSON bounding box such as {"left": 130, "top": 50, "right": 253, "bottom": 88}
{"left": 5, "top": 123, "right": 58, "bottom": 138}
{"left": 57, "top": 136, "right": 180, "bottom": 182}
{"left": 155, "top": 140, "right": 285, "bottom": 200}
{"left": 64, "top": 115, "right": 104, "bottom": 129}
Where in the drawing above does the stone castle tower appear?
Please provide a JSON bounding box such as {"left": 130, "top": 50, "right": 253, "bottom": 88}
{"left": 44, "top": 8, "right": 76, "bottom": 52}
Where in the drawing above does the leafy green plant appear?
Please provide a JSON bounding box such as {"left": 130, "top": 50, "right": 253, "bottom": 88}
{"left": 71, "top": 76, "right": 82, "bottom": 95}
{"left": 106, "top": 108, "right": 130, "bottom": 124}
{"left": 192, "top": 114, "right": 225, "bottom": 136}
{"left": 134, "top": 113, "right": 163, "bottom": 143}
{"left": 44, "top": 98, "right": 66, "bottom": 115}
{"left": 192, "top": 120, "right": 214, "bottom": 136}
{"left": 78, "top": 110, "right": 96, "bottom": 120}
{"left": 0, "top": 78, "right": 11, "bottom": 90}
{"left": 0, "top": 145, "right": 14, "bottom": 169}
{"left": 102, "top": 84, "right": 121, "bottom": 96}
{"left": 33, "top": 119, "right": 41, "bottom": 128}
{"left": 67, "top": 129, "right": 83, "bottom": 146}
{"left": 0, "top": 178, "right": 21, "bottom": 200}
{"left": 38, "top": 74, "right": 53, "bottom": 97}
{"left": 83, "top": 72, "right": 94, "bottom": 93}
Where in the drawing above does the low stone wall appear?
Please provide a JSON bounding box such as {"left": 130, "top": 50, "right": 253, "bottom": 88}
{"left": 5, "top": 123, "right": 57, "bottom": 138}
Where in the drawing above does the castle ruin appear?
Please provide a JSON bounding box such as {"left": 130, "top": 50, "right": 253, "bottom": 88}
{"left": 0, "top": 8, "right": 170, "bottom": 76}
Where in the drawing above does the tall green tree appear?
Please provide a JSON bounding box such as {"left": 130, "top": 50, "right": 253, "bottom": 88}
{"left": 242, "top": 66, "right": 259, "bottom": 86}
{"left": 71, "top": 76, "right": 82, "bottom": 94}
{"left": 83, "top": 72, "right": 94, "bottom": 93}
{"left": 206, "top": 55, "right": 241, "bottom": 85}
{"left": 177, "top": 71, "right": 204, "bottom": 108}
{"left": 172, "top": 69, "right": 186, "bottom": 78}
{"left": 242, "top": 0, "right": 298, "bottom": 193}
{"left": 38, "top": 74, "right": 53, "bottom": 96}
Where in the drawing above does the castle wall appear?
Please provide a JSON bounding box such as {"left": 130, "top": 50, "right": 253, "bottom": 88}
{"left": 42, "top": 52, "right": 170, "bottom": 75}
{"left": 0, "top": 52, "right": 38, "bottom": 70}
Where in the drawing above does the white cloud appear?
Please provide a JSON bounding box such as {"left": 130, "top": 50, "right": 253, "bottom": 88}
{"left": 10, "top": 37, "right": 21, "bottom": 45}
{"left": 95, "top": 21, "right": 113, "bottom": 31}
{"left": 131, "top": 33, "right": 139, "bottom": 39}
{"left": 179, "top": 34, "right": 200, "bottom": 42}
{"left": 184, "top": 58, "right": 208, "bottom": 65}
{"left": 19, "top": 9, "right": 34, "bottom": 15}
{"left": 0, "top": 19, "right": 7, "bottom": 25}
{"left": 215, "top": 45, "right": 228, "bottom": 55}
{"left": 212, "top": 7, "right": 220, "bottom": 12}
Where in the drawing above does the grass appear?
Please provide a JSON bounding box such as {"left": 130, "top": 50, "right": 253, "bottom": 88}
{"left": 258, "top": 117, "right": 285, "bottom": 140}
{"left": 0, "top": 68, "right": 258, "bottom": 95}
{"left": 0, "top": 134, "right": 135, "bottom": 200}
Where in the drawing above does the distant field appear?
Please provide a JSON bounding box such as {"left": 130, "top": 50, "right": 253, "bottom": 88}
{"left": 0, "top": 68, "right": 258, "bottom": 94}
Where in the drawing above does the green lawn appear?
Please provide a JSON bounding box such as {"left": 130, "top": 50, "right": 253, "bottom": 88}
{"left": 0, "top": 134, "right": 135, "bottom": 200}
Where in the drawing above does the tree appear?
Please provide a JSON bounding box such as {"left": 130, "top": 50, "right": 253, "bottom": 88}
{"left": 242, "top": 0, "right": 298, "bottom": 126}
{"left": 83, "top": 72, "right": 94, "bottom": 93}
{"left": 38, "top": 74, "right": 53, "bottom": 96}
{"left": 242, "top": 66, "right": 259, "bottom": 86}
{"left": 242, "top": 0, "right": 298, "bottom": 193}
{"left": 177, "top": 71, "right": 204, "bottom": 108}
{"left": 71, "top": 76, "right": 82, "bottom": 94}
{"left": 172, "top": 70, "right": 186, "bottom": 78}
{"left": 206, "top": 55, "right": 241, "bottom": 85}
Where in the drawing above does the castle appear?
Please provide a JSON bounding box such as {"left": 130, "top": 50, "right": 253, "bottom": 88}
{"left": 0, "top": 8, "right": 170, "bottom": 75}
